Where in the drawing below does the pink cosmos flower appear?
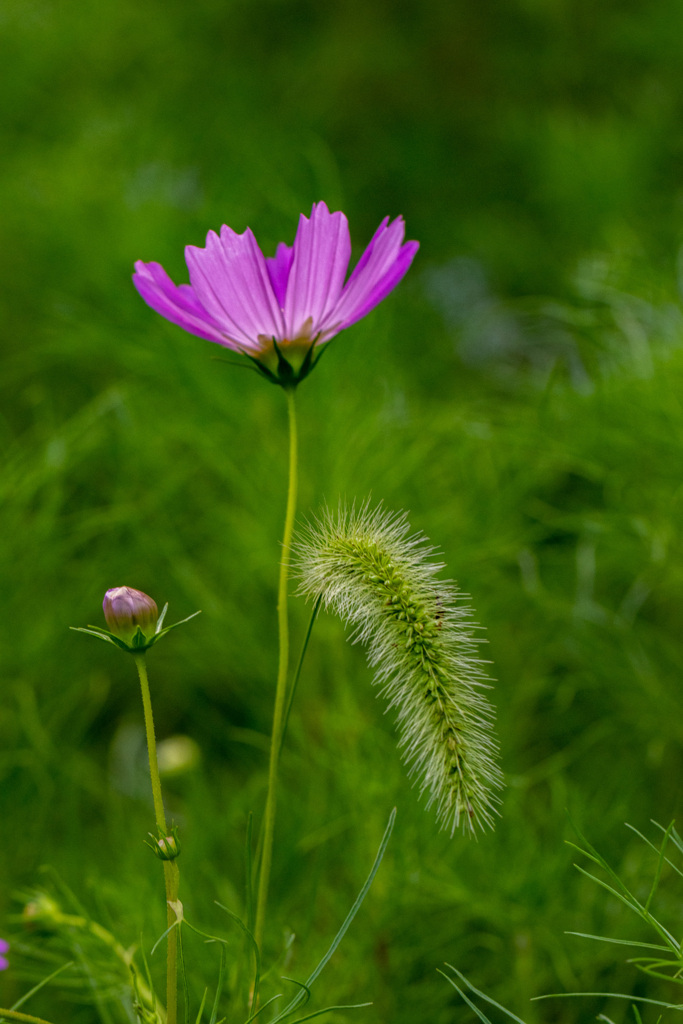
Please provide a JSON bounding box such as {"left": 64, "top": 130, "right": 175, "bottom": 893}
{"left": 133, "top": 201, "right": 418, "bottom": 385}
{"left": 0, "top": 938, "right": 8, "bottom": 970}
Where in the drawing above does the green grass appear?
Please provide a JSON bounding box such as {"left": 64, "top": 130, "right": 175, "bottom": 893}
{"left": 3, "top": 281, "right": 683, "bottom": 1022}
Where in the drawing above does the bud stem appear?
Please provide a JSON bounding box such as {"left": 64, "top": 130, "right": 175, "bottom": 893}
{"left": 134, "top": 653, "right": 179, "bottom": 1024}
{"left": 254, "top": 386, "right": 298, "bottom": 953}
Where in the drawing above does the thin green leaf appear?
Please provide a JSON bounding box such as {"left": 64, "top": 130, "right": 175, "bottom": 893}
{"left": 630, "top": 962, "right": 683, "bottom": 985}
{"left": 532, "top": 992, "right": 683, "bottom": 1010}
{"left": 271, "top": 808, "right": 396, "bottom": 1023}
{"left": 645, "top": 820, "right": 675, "bottom": 912}
{"left": 280, "top": 595, "right": 322, "bottom": 757}
{"left": 573, "top": 865, "right": 679, "bottom": 949}
{"left": 629, "top": 956, "right": 683, "bottom": 970}
{"left": 0, "top": 1011, "right": 60, "bottom": 1024}
{"left": 8, "top": 961, "right": 73, "bottom": 1013}
{"left": 279, "top": 977, "right": 311, "bottom": 1008}
{"left": 243, "top": 993, "right": 283, "bottom": 1023}
{"left": 150, "top": 917, "right": 181, "bottom": 957}
{"left": 289, "top": 1002, "right": 373, "bottom": 1023}
{"left": 209, "top": 944, "right": 227, "bottom": 1024}
{"left": 573, "top": 865, "right": 642, "bottom": 916}
{"left": 213, "top": 902, "right": 261, "bottom": 1010}
{"left": 194, "top": 988, "right": 209, "bottom": 1024}
{"left": 245, "top": 812, "right": 255, "bottom": 936}
{"left": 628, "top": 822, "right": 683, "bottom": 881}
{"left": 443, "top": 965, "right": 529, "bottom": 1024}
{"left": 567, "top": 818, "right": 643, "bottom": 904}
{"left": 438, "top": 971, "right": 496, "bottom": 1024}
{"left": 652, "top": 821, "right": 683, "bottom": 858}
{"left": 182, "top": 912, "right": 261, "bottom": 1021}
{"left": 567, "top": 837, "right": 640, "bottom": 906}
{"left": 565, "top": 931, "right": 670, "bottom": 953}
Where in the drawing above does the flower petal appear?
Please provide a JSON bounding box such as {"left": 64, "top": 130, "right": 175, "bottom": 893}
{"left": 266, "top": 243, "right": 294, "bottom": 308}
{"left": 186, "top": 226, "right": 285, "bottom": 351}
{"left": 133, "top": 261, "right": 230, "bottom": 346}
{"left": 323, "top": 217, "right": 419, "bottom": 334}
{"left": 283, "top": 202, "right": 351, "bottom": 337}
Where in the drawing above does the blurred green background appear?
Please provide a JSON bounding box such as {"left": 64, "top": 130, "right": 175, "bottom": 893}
{"left": 2, "top": 0, "right": 683, "bottom": 1020}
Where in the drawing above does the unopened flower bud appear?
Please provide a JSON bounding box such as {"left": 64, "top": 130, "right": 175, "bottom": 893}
{"left": 73, "top": 592, "right": 200, "bottom": 654}
{"left": 103, "top": 587, "right": 158, "bottom": 644}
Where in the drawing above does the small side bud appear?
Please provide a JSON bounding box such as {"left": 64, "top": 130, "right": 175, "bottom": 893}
{"left": 146, "top": 826, "right": 181, "bottom": 861}
{"left": 103, "top": 587, "right": 159, "bottom": 644}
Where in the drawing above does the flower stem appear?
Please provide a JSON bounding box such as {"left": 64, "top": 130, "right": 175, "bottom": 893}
{"left": 254, "top": 386, "right": 298, "bottom": 953}
{"left": 134, "top": 653, "right": 179, "bottom": 1024}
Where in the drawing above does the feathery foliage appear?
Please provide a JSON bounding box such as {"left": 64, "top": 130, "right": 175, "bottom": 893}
{"left": 295, "top": 503, "right": 503, "bottom": 835}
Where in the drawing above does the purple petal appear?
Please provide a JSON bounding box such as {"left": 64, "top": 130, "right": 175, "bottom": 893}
{"left": 339, "top": 243, "right": 420, "bottom": 329}
{"left": 186, "top": 227, "right": 285, "bottom": 351}
{"left": 266, "top": 243, "right": 294, "bottom": 308}
{"left": 323, "top": 216, "right": 419, "bottom": 333}
{"left": 283, "top": 202, "right": 351, "bottom": 337}
{"left": 133, "top": 262, "right": 232, "bottom": 347}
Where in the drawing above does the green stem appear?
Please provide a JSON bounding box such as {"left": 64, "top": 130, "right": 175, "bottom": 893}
{"left": 0, "top": 1011, "right": 59, "bottom": 1024}
{"left": 279, "top": 594, "right": 322, "bottom": 758}
{"left": 254, "top": 386, "right": 298, "bottom": 953}
{"left": 134, "top": 654, "right": 178, "bottom": 1024}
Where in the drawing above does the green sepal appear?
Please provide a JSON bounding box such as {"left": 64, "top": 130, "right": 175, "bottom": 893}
{"left": 244, "top": 338, "right": 325, "bottom": 388}
{"left": 152, "top": 609, "right": 202, "bottom": 643}
{"left": 70, "top": 607, "right": 201, "bottom": 655}
{"left": 155, "top": 602, "right": 169, "bottom": 631}
{"left": 131, "top": 625, "right": 149, "bottom": 649}
{"left": 69, "top": 626, "right": 135, "bottom": 652}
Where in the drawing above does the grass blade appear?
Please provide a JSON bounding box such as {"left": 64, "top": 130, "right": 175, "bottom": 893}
{"left": 271, "top": 807, "right": 396, "bottom": 1022}
{"left": 443, "top": 964, "right": 528, "bottom": 1024}
{"left": 289, "top": 1002, "right": 373, "bottom": 1023}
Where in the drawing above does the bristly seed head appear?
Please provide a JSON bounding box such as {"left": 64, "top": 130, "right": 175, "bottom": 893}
{"left": 294, "top": 502, "right": 503, "bottom": 837}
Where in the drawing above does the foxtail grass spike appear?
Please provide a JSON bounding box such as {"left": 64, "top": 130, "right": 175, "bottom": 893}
{"left": 295, "top": 503, "right": 503, "bottom": 836}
